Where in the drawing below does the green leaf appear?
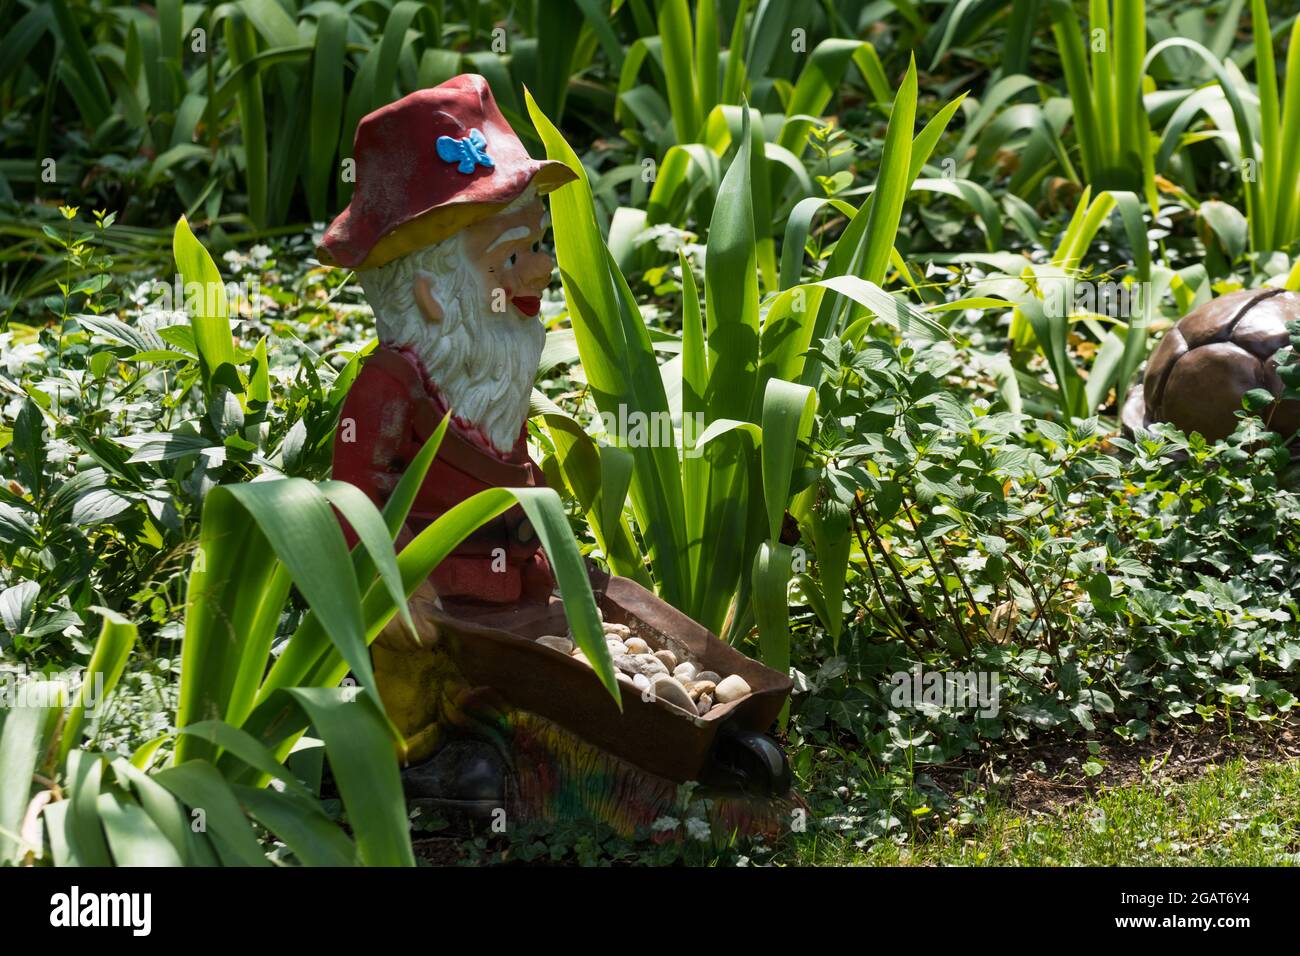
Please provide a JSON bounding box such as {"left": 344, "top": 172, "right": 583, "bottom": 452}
{"left": 59, "top": 608, "right": 137, "bottom": 764}
{"left": 317, "top": 479, "right": 416, "bottom": 642}
{"left": 254, "top": 487, "right": 514, "bottom": 711}
{"left": 65, "top": 750, "right": 113, "bottom": 866}
{"left": 859, "top": 57, "right": 917, "bottom": 286}
{"left": 533, "top": 396, "right": 650, "bottom": 586}
{"left": 752, "top": 541, "right": 793, "bottom": 728}
{"left": 1243, "top": 387, "right": 1277, "bottom": 412}
{"left": 759, "top": 379, "right": 816, "bottom": 541}
{"left": 0, "top": 682, "right": 65, "bottom": 863}
{"left": 177, "top": 721, "right": 316, "bottom": 801}
{"left": 176, "top": 478, "right": 379, "bottom": 763}
{"left": 1144, "top": 37, "right": 1267, "bottom": 251}
{"left": 513, "top": 487, "right": 621, "bottom": 707}
{"left": 173, "top": 217, "right": 238, "bottom": 396}
{"left": 306, "top": 10, "right": 346, "bottom": 221}
{"left": 108, "top": 757, "right": 200, "bottom": 866}
{"left": 49, "top": 0, "right": 113, "bottom": 126}
{"left": 232, "top": 784, "right": 358, "bottom": 866}
{"left": 807, "top": 493, "right": 851, "bottom": 647}
{"left": 152, "top": 761, "right": 270, "bottom": 866}
{"left": 778, "top": 39, "right": 880, "bottom": 157}
{"left": 223, "top": 12, "right": 268, "bottom": 228}
{"left": 658, "top": 0, "right": 700, "bottom": 143}
{"left": 280, "top": 688, "right": 413, "bottom": 866}
{"left": 1199, "top": 200, "right": 1249, "bottom": 261}
{"left": 97, "top": 793, "right": 185, "bottom": 866}
{"left": 705, "top": 101, "right": 759, "bottom": 422}
{"left": 526, "top": 87, "right": 691, "bottom": 609}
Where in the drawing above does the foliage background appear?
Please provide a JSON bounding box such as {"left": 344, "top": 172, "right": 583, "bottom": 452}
{"left": 3, "top": 0, "right": 1300, "bottom": 864}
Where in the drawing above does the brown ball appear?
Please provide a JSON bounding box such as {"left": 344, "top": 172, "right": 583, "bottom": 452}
{"left": 1131, "top": 289, "right": 1300, "bottom": 443}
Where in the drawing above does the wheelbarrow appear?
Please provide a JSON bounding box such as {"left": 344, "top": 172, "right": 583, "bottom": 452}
{"left": 371, "top": 571, "right": 798, "bottom": 841}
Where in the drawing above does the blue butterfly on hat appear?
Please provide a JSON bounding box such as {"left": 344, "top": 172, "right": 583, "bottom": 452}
{"left": 436, "top": 127, "right": 494, "bottom": 174}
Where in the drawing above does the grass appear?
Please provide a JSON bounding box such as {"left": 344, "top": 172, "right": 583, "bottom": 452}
{"left": 790, "top": 759, "right": 1300, "bottom": 866}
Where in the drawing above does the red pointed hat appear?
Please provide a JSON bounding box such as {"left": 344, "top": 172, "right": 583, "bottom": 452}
{"left": 317, "top": 74, "right": 576, "bottom": 271}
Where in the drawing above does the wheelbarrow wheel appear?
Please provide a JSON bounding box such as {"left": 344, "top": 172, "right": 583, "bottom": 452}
{"left": 703, "top": 729, "right": 792, "bottom": 797}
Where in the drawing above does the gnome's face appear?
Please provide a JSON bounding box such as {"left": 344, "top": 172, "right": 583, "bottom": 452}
{"left": 357, "top": 192, "right": 553, "bottom": 456}
{"left": 456, "top": 197, "right": 553, "bottom": 320}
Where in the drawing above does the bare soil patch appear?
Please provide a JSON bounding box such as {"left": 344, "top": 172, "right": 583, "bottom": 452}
{"left": 923, "top": 716, "right": 1300, "bottom": 814}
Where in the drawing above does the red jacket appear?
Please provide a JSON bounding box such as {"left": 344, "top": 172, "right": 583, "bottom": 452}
{"left": 331, "top": 347, "right": 555, "bottom": 604}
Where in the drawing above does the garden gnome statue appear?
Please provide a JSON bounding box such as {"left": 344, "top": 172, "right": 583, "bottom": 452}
{"left": 321, "top": 73, "right": 576, "bottom": 605}
{"left": 320, "top": 75, "right": 795, "bottom": 838}
{"left": 1121, "top": 288, "right": 1300, "bottom": 447}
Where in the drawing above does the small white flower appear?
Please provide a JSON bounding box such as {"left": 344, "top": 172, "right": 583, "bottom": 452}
{"left": 638, "top": 223, "right": 696, "bottom": 255}
{"left": 685, "top": 818, "right": 711, "bottom": 842}
{"left": 2, "top": 342, "right": 45, "bottom": 374}
{"left": 222, "top": 249, "right": 250, "bottom": 273}
{"left": 650, "top": 815, "right": 680, "bottom": 833}
{"left": 46, "top": 438, "right": 77, "bottom": 465}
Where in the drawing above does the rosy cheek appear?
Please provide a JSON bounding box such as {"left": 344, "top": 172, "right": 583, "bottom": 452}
{"left": 478, "top": 264, "right": 504, "bottom": 292}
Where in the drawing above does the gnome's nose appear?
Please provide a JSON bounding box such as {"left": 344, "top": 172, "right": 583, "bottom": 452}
{"left": 522, "top": 250, "right": 554, "bottom": 288}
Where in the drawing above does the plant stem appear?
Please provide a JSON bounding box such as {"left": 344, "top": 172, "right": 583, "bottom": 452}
{"left": 1004, "top": 552, "right": 1063, "bottom": 664}
{"left": 853, "top": 498, "right": 939, "bottom": 650}
{"left": 849, "top": 509, "right": 924, "bottom": 653}
{"left": 903, "top": 498, "right": 974, "bottom": 655}
{"left": 945, "top": 545, "right": 988, "bottom": 633}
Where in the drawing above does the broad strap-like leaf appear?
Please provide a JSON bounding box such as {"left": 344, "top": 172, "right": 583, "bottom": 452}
{"left": 152, "top": 760, "right": 270, "bottom": 867}
{"left": 0, "top": 682, "right": 65, "bottom": 863}
{"left": 177, "top": 478, "right": 386, "bottom": 762}
{"left": 281, "top": 688, "right": 413, "bottom": 867}
{"left": 233, "top": 785, "right": 358, "bottom": 866}
{"left": 752, "top": 540, "right": 794, "bottom": 729}
{"left": 760, "top": 379, "right": 817, "bottom": 542}
{"left": 59, "top": 608, "right": 137, "bottom": 764}
{"left": 97, "top": 793, "right": 185, "bottom": 866}
{"left": 527, "top": 87, "right": 691, "bottom": 607}
{"left": 109, "top": 757, "right": 203, "bottom": 866}
{"left": 65, "top": 750, "right": 113, "bottom": 866}
{"left": 178, "top": 720, "right": 317, "bottom": 802}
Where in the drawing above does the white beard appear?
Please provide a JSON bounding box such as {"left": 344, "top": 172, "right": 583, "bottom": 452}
{"left": 359, "top": 234, "right": 544, "bottom": 456}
